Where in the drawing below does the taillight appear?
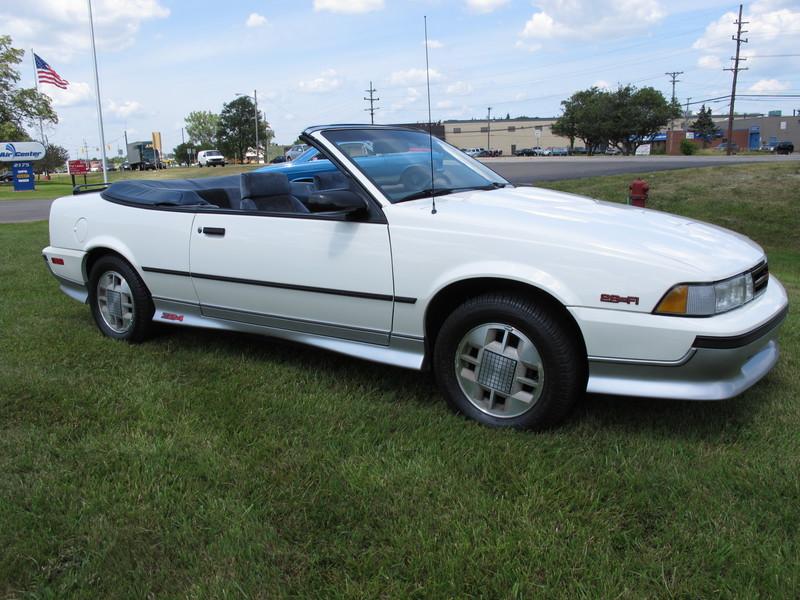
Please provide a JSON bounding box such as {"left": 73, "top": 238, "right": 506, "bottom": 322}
{"left": 51, "top": 257, "right": 65, "bottom": 265}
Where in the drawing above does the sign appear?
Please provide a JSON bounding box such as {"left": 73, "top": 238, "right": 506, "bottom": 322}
{"left": 686, "top": 132, "right": 695, "bottom": 140}
{"left": 68, "top": 159, "right": 89, "bottom": 174}
{"left": 0, "top": 141, "right": 45, "bottom": 162}
{"left": 635, "top": 144, "right": 651, "bottom": 156}
{"left": 12, "top": 162, "right": 35, "bottom": 192}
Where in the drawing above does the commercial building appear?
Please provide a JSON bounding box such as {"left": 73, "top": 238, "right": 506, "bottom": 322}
{"left": 443, "top": 118, "right": 567, "bottom": 155}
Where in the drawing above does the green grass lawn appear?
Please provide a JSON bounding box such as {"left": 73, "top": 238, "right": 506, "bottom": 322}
{"left": 1, "top": 163, "right": 798, "bottom": 598}
{"left": 0, "top": 165, "right": 259, "bottom": 201}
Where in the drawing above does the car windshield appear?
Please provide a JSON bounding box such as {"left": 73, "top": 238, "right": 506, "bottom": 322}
{"left": 206, "top": 151, "right": 222, "bottom": 157}
{"left": 321, "top": 128, "right": 509, "bottom": 203}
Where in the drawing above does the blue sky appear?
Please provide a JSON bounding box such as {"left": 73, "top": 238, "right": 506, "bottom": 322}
{"left": 4, "top": 0, "right": 799, "bottom": 158}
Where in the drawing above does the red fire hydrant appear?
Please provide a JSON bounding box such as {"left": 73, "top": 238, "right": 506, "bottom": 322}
{"left": 628, "top": 177, "right": 649, "bottom": 208}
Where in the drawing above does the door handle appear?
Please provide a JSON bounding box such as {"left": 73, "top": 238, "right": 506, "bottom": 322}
{"left": 200, "top": 227, "right": 225, "bottom": 236}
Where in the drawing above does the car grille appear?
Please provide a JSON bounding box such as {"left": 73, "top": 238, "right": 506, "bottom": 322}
{"left": 752, "top": 261, "right": 769, "bottom": 296}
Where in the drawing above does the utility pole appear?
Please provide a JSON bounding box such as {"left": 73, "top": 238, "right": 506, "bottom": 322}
{"left": 487, "top": 106, "right": 492, "bottom": 151}
{"left": 181, "top": 127, "right": 185, "bottom": 144}
{"left": 364, "top": 81, "right": 379, "bottom": 124}
{"left": 254, "top": 89, "right": 259, "bottom": 164}
{"left": 665, "top": 71, "right": 683, "bottom": 104}
{"left": 724, "top": 3, "right": 748, "bottom": 156}
{"left": 684, "top": 97, "right": 692, "bottom": 130}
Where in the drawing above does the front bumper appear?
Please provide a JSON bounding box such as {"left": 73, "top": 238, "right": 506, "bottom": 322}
{"left": 572, "top": 276, "right": 789, "bottom": 400}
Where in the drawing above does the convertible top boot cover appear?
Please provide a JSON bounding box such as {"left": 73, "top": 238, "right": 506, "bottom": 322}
{"left": 102, "top": 175, "right": 242, "bottom": 207}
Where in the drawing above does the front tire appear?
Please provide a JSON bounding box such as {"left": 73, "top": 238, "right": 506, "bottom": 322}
{"left": 433, "top": 293, "right": 586, "bottom": 429}
{"left": 88, "top": 255, "right": 154, "bottom": 342}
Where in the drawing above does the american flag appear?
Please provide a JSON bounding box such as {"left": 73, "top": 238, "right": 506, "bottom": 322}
{"left": 34, "top": 53, "right": 69, "bottom": 90}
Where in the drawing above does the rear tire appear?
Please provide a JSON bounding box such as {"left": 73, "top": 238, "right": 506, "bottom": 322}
{"left": 88, "top": 255, "right": 154, "bottom": 343}
{"left": 433, "top": 293, "right": 586, "bottom": 429}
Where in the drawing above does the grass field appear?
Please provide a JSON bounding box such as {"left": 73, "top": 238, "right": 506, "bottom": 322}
{"left": 1, "top": 163, "right": 798, "bottom": 598}
{"left": 0, "top": 165, "right": 259, "bottom": 201}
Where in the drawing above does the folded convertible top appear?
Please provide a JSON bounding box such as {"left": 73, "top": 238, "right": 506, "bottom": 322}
{"left": 101, "top": 175, "right": 242, "bottom": 206}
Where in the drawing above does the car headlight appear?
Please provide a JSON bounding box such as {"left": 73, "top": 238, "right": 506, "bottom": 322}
{"left": 655, "top": 271, "right": 756, "bottom": 316}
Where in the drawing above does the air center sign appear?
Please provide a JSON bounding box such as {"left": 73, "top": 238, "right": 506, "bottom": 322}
{"left": 1, "top": 141, "right": 45, "bottom": 192}
{"left": 0, "top": 141, "right": 45, "bottom": 161}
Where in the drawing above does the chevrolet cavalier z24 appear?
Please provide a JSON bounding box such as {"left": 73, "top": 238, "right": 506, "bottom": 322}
{"left": 43, "top": 125, "right": 788, "bottom": 429}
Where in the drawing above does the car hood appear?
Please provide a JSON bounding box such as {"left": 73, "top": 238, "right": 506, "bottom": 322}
{"left": 391, "top": 185, "right": 764, "bottom": 280}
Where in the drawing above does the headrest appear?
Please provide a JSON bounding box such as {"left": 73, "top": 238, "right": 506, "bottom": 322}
{"left": 240, "top": 172, "right": 291, "bottom": 199}
{"left": 313, "top": 171, "right": 348, "bottom": 190}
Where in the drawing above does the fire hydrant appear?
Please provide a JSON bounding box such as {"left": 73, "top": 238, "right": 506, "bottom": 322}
{"left": 628, "top": 177, "right": 649, "bottom": 208}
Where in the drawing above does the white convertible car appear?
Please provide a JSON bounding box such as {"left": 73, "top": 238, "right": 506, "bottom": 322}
{"left": 43, "top": 125, "right": 788, "bottom": 429}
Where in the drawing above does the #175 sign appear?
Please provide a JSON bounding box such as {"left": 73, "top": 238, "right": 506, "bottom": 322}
{"left": 0, "top": 141, "right": 45, "bottom": 162}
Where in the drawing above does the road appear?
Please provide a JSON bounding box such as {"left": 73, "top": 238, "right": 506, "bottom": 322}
{"left": 1, "top": 154, "right": 797, "bottom": 223}
{"left": 487, "top": 154, "right": 799, "bottom": 185}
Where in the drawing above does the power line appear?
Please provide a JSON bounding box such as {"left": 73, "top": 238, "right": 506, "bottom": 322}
{"left": 363, "top": 81, "right": 380, "bottom": 124}
{"left": 724, "top": 3, "right": 748, "bottom": 156}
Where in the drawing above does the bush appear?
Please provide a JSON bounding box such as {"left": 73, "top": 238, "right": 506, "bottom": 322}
{"left": 680, "top": 139, "right": 696, "bottom": 155}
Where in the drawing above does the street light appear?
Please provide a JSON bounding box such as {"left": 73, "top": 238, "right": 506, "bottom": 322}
{"left": 236, "top": 90, "right": 260, "bottom": 164}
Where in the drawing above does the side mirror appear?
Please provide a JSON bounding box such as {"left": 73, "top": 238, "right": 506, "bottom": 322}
{"left": 307, "top": 189, "right": 367, "bottom": 217}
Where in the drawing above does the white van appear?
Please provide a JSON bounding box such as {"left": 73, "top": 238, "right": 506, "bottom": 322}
{"left": 197, "top": 150, "right": 226, "bottom": 167}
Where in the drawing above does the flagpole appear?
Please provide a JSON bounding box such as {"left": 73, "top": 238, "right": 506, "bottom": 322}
{"left": 86, "top": 0, "right": 108, "bottom": 184}
{"left": 31, "top": 49, "right": 46, "bottom": 146}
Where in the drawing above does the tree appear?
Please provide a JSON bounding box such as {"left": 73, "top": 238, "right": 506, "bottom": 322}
{"left": 0, "top": 35, "right": 57, "bottom": 140}
{"left": 690, "top": 104, "right": 719, "bottom": 144}
{"left": 553, "top": 88, "right": 609, "bottom": 154}
{"left": 555, "top": 85, "right": 678, "bottom": 156}
{"left": 216, "top": 96, "right": 269, "bottom": 163}
{"left": 184, "top": 110, "right": 219, "bottom": 148}
{"left": 39, "top": 143, "right": 69, "bottom": 173}
{"left": 605, "top": 85, "right": 679, "bottom": 155}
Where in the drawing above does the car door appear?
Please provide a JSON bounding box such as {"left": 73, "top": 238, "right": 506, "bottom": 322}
{"left": 189, "top": 209, "right": 394, "bottom": 345}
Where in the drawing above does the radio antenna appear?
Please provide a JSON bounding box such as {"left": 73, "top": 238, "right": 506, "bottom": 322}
{"left": 424, "top": 15, "right": 437, "bottom": 215}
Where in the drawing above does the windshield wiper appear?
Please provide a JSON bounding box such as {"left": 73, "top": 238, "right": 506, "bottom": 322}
{"left": 396, "top": 183, "right": 509, "bottom": 203}
{"left": 395, "top": 187, "right": 459, "bottom": 203}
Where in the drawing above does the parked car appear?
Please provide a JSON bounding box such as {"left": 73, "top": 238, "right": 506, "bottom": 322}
{"left": 270, "top": 155, "right": 287, "bottom": 164}
{"left": 549, "top": 147, "right": 569, "bottom": 157}
{"left": 197, "top": 150, "right": 226, "bottom": 167}
{"left": 42, "top": 124, "right": 788, "bottom": 430}
{"left": 286, "top": 144, "right": 309, "bottom": 161}
{"left": 715, "top": 142, "right": 739, "bottom": 153}
{"left": 773, "top": 141, "right": 794, "bottom": 155}
{"left": 605, "top": 146, "right": 621, "bottom": 155}
{"left": 0, "top": 172, "right": 13, "bottom": 183}
{"left": 514, "top": 148, "right": 534, "bottom": 157}
{"left": 570, "top": 147, "right": 588, "bottom": 155}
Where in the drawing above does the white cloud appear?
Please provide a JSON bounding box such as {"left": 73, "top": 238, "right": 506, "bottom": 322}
{"left": 391, "top": 87, "right": 421, "bottom": 110}
{"left": 0, "top": 0, "right": 170, "bottom": 59}
{"left": 520, "top": 0, "right": 664, "bottom": 41}
{"left": 313, "top": 0, "right": 384, "bottom": 14}
{"left": 692, "top": 2, "right": 800, "bottom": 79}
{"left": 748, "top": 78, "right": 790, "bottom": 92}
{"left": 514, "top": 40, "right": 542, "bottom": 52}
{"left": 593, "top": 80, "right": 611, "bottom": 90}
{"left": 42, "top": 81, "right": 93, "bottom": 108}
{"left": 246, "top": 13, "right": 267, "bottom": 27}
{"left": 390, "top": 68, "right": 443, "bottom": 86}
{"left": 107, "top": 99, "right": 144, "bottom": 118}
{"left": 424, "top": 39, "right": 444, "bottom": 49}
{"left": 466, "top": 0, "right": 510, "bottom": 13}
{"left": 698, "top": 55, "right": 722, "bottom": 69}
{"left": 436, "top": 100, "right": 454, "bottom": 109}
{"left": 446, "top": 81, "right": 473, "bottom": 95}
{"left": 298, "top": 69, "right": 342, "bottom": 93}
